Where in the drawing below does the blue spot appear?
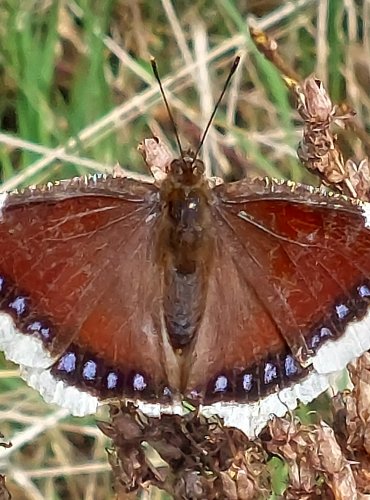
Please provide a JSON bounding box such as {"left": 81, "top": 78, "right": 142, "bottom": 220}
{"left": 284, "top": 355, "right": 298, "bottom": 377}
{"left": 57, "top": 352, "right": 76, "bottom": 373}
{"left": 336, "top": 303, "right": 350, "bottom": 320}
{"left": 242, "top": 373, "right": 253, "bottom": 392}
{"left": 133, "top": 373, "right": 147, "bottom": 391}
{"left": 163, "top": 386, "right": 172, "bottom": 397}
{"left": 106, "top": 371, "right": 119, "bottom": 390}
{"left": 83, "top": 360, "right": 97, "bottom": 381}
{"left": 40, "top": 326, "right": 51, "bottom": 340}
{"left": 214, "top": 375, "right": 228, "bottom": 393}
{"left": 310, "top": 327, "right": 333, "bottom": 349}
{"left": 309, "top": 333, "right": 320, "bottom": 349}
{"left": 264, "top": 362, "right": 278, "bottom": 384}
{"left": 8, "top": 296, "right": 27, "bottom": 316}
{"left": 358, "top": 284, "right": 370, "bottom": 298}
{"left": 27, "top": 321, "right": 42, "bottom": 332}
{"left": 320, "top": 327, "right": 332, "bottom": 339}
{"left": 26, "top": 321, "right": 51, "bottom": 341}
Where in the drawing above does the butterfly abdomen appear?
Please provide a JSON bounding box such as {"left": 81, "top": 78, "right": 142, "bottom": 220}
{"left": 163, "top": 268, "right": 204, "bottom": 349}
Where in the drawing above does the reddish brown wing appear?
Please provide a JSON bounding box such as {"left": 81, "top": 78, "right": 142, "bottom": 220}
{"left": 0, "top": 176, "right": 174, "bottom": 401}
{"left": 186, "top": 179, "right": 370, "bottom": 402}
{"left": 185, "top": 233, "right": 306, "bottom": 402}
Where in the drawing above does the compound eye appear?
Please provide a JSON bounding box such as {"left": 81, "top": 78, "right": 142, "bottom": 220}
{"left": 193, "top": 160, "right": 205, "bottom": 175}
{"left": 170, "top": 160, "right": 183, "bottom": 176}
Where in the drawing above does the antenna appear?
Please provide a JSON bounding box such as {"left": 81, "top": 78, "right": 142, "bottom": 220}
{"left": 192, "top": 56, "right": 241, "bottom": 165}
{"left": 151, "top": 58, "right": 184, "bottom": 159}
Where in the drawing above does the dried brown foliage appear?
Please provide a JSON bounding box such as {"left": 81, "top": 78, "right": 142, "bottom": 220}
{"left": 332, "top": 354, "right": 370, "bottom": 496}
{"left": 98, "top": 404, "right": 270, "bottom": 499}
{"left": 295, "top": 77, "right": 355, "bottom": 194}
{"left": 266, "top": 417, "right": 357, "bottom": 499}
{"left": 250, "top": 25, "right": 370, "bottom": 202}
{"left": 100, "top": 396, "right": 370, "bottom": 499}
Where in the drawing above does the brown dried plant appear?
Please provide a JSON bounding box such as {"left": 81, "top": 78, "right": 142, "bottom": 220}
{"left": 98, "top": 403, "right": 270, "bottom": 499}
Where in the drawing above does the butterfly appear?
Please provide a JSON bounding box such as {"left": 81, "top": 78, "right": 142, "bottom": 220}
{"left": 0, "top": 136, "right": 370, "bottom": 437}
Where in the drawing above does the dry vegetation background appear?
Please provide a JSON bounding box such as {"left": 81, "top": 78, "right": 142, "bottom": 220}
{"left": 0, "top": 0, "right": 369, "bottom": 499}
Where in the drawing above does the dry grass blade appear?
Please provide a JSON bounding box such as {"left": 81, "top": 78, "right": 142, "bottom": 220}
{"left": 249, "top": 27, "right": 301, "bottom": 83}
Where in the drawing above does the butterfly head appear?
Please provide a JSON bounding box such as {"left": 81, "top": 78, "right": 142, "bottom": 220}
{"left": 169, "top": 151, "right": 205, "bottom": 187}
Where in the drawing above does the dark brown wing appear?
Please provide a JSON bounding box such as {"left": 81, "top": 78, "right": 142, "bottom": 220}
{"left": 186, "top": 178, "right": 370, "bottom": 406}
{"left": 0, "top": 176, "right": 177, "bottom": 413}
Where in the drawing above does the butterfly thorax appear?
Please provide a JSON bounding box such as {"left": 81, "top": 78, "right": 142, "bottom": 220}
{"left": 157, "top": 156, "right": 215, "bottom": 350}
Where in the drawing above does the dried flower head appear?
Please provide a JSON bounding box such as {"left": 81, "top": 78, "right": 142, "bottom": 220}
{"left": 98, "top": 403, "right": 270, "bottom": 498}
{"left": 266, "top": 416, "right": 357, "bottom": 498}
{"left": 295, "top": 76, "right": 359, "bottom": 197}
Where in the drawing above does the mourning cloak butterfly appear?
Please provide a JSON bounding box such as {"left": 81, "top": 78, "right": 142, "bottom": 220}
{"left": 1, "top": 147, "right": 370, "bottom": 437}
